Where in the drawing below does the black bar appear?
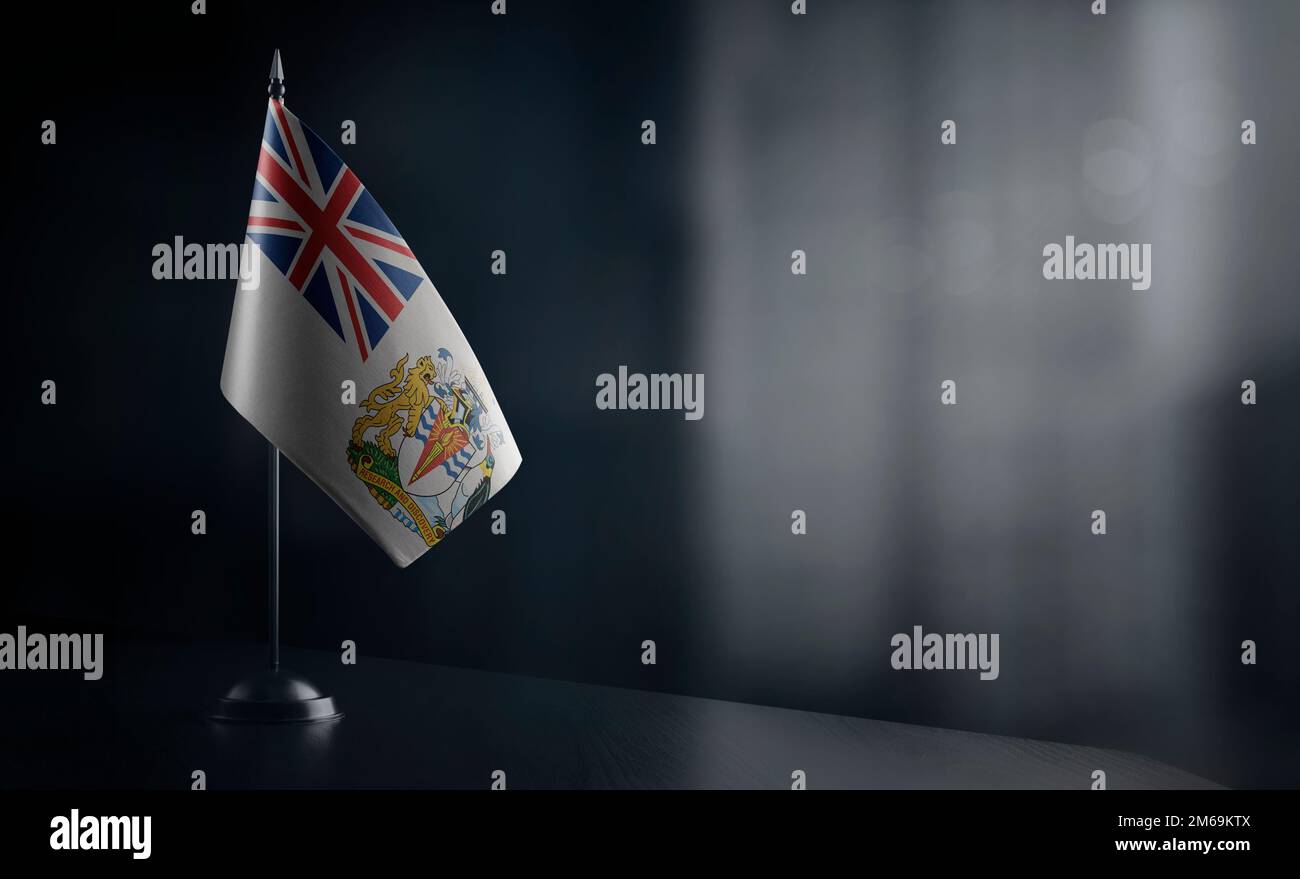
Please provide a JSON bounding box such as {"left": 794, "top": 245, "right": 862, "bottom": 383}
{"left": 0, "top": 790, "right": 1281, "bottom": 866}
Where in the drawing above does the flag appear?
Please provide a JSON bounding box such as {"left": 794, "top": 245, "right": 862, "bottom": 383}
{"left": 221, "top": 97, "right": 522, "bottom": 567}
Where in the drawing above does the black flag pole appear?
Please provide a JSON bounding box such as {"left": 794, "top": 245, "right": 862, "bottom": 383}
{"left": 210, "top": 50, "right": 341, "bottom": 724}
{"left": 269, "top": 442, "right": 280, "bottom": 672}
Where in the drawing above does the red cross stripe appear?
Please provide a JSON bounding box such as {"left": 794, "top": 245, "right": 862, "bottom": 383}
{"left": 255, "top": 147, "right": 405, "bottom": 322}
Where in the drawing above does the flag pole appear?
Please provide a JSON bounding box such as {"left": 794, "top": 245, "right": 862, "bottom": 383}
{"left": 210, "top": 49, "right": 341, "bottom": 724}
{"left": 267, "top": 49, "right": 284, "bottom": 674}
{"left": 269, "top": 442, "right": 280, "bottom": 670}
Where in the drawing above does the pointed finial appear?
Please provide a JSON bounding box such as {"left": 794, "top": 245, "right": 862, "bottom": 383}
{"left": 268, "top": 49, "right": 285, "bottom": 101}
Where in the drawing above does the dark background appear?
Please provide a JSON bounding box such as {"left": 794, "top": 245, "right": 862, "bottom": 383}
{"left": 1, "top": 0, "right": 1296, "bottom": 788}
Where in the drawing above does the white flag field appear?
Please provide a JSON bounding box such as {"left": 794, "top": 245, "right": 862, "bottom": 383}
{"left": 221, "top": 97, "right": 521, "bottom": 567}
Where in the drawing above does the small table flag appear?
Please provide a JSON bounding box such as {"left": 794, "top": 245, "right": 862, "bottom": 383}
{"left": 221, "top": 85, "right": 521, "bottom": 567}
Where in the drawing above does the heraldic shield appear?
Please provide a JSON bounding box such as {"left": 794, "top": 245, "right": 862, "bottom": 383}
{"left": 347, "top": 349, "right": 500, "bottom": 547}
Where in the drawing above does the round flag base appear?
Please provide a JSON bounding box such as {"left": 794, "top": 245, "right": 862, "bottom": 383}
{"left": 210, "top": 667, "right": 342, "bottom": 724}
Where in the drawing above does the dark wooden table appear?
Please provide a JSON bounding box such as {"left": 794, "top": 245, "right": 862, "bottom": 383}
{"left": 0, "top": 641, "right": 1221, "bottom": 790}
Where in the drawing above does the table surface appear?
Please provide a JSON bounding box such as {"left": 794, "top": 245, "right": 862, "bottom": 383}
{"left": 0, "top": 641, "right": 1221, "bottom": 790}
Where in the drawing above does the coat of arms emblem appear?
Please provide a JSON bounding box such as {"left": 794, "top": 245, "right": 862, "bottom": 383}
{"left": 347, "top": 349, "right": 503, "bottom": 546}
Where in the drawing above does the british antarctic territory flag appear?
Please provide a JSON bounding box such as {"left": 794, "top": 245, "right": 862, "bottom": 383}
{"left": 221, "top": 98, "right": 522, "bottom": 567}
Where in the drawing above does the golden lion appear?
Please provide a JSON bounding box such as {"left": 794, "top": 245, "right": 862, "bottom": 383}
{"left": 350, "top": 353, "right": 437, "bottom": 457}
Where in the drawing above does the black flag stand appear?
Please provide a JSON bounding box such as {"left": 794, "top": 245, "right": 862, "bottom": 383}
{"left": 210, "top": 53, "right": 342, "bottom": 724}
